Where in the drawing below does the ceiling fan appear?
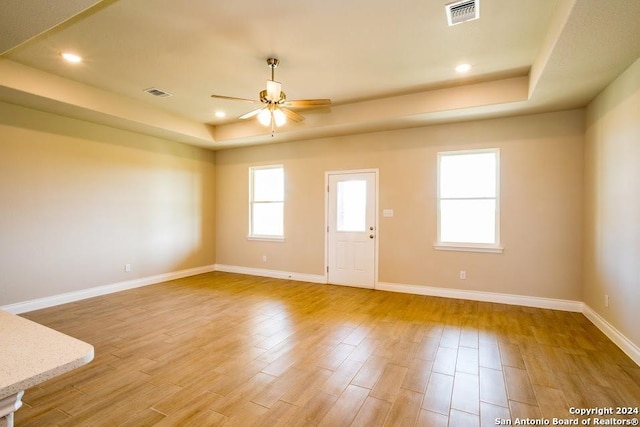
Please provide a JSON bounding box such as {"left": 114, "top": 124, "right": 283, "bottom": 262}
{"left": 211, "top": 58, "right": 331, "bottom": 134}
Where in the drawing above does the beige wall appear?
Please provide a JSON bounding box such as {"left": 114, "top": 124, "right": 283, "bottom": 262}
{"left": 584, "top": 58, "right": 640, "bottom": 347}
{"left": 0, "top": 101, "right": 216, "bottom": 306}
{"left": 216, "top": 110, "right": 584, "bottom": 300}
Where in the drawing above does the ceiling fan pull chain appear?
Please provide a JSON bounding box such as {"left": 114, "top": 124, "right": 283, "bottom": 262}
{"left": 271, "top": 112, "right": 275, "bottom": 137}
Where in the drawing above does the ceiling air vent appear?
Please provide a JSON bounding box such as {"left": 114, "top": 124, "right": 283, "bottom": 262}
{"left": 144, "top": 87, "right": 173, "bottom": 97}
{"left": 446, "top": 0, "right": 479, "bottom": 26}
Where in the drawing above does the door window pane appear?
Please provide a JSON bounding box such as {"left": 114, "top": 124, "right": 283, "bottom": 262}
{"left": 337, "top": 180, "right": 366, "bottom": 232}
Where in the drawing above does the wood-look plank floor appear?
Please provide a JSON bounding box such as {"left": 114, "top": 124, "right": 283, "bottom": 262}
{"left": 15, "top": 272, "right": 640, "bottom": 426}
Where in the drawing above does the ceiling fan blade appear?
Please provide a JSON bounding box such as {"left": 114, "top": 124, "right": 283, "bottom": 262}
{"left": 280, "top": 107, "right": 305, "bottom": 123}
{"left": 239, "top": 108, "right": 265, "bottom": 119}
{"left": 211, "top": 94, "right": 261, "bottom": 104}
{"left": 284, "top": 99, "right": 332, "bottom": 108}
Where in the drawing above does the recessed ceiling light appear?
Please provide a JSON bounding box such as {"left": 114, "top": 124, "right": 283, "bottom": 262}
{"left": 61, "top": 52, "right": 83, "bottom": 63}
{"left": 455, "top": 63, "right": 472, "bottom": 73}
{"left": 215, "top": 111, "right": 226, "bottom": 118}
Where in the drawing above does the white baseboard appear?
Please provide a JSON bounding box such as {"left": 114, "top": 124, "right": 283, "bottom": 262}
{"left": 376, "top": 281, "right": 584, "bottom": 312}
{"left": 582, "top": 304, "right": 640, "bottom": 366}
{"left": 1, "top": 265, "right": 216, "bottom": 315}
{"left": 214, "top": 264, "right": 326, "bottom": 284}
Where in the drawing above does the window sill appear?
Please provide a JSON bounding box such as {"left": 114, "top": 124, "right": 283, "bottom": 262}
{"left": 433, "top": 243, "right": 503, "bottom": 254}
{"left": 247, "top": 236, "right": 286, "bottom": 242}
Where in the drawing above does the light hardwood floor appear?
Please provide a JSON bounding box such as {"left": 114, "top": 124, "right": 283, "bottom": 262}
{"left": 15, "top": 272, "right": 640, "bottom": 426}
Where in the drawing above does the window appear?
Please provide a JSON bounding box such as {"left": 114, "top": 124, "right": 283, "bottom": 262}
{"left": 249, "top": 165, "right": 284, "bottom": 239}
{"left": 436, "top": 149, "right": 501, "bottom": 252}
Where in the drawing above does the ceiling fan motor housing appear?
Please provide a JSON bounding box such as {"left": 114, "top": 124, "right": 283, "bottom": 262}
{"left": 260, "top": 89, "right": 286, "bottom": 104}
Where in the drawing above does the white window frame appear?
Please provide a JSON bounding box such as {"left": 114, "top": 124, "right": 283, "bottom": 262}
{"left": 434, "top": 148, "right": 503, "bottom": 253}
{"left": 248, "top": 164, "right": 285, "bottom": 242}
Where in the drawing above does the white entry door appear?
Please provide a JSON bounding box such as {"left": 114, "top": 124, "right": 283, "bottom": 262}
{"left": 327, "top": 171, "right": 377, "bottom": 289}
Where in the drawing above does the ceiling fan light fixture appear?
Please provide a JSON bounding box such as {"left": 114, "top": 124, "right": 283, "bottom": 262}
{"left": 273, "top": 109, "right": 286, "bottom": 127}
{"left": 256, "top": 108, "right": 287, "bottom": 127}
{"left": 257, "top": 108, "right": 272, "bottom": 126}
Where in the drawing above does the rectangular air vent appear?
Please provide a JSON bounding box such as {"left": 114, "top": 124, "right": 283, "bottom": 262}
{"left": 446, "top": 0, "right": 479, "bottom": 26}
{"left": 144, "top": 87, "right": 173, "bottom": 97}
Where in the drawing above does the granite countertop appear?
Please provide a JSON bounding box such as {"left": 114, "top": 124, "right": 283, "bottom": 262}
{"left": 0, "top": 310, "right": 94, "bottom": 400}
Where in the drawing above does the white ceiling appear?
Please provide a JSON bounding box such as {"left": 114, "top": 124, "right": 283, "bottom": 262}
{"left": 1, "top": 0, "right": 639, "bottom": 149}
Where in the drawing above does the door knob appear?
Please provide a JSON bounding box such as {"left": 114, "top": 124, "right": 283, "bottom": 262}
{"left": 369, "top": 234, "right": 374, "bottom": 239}
{"left": 369, "top": 226, "right": 374, "bottom": 231}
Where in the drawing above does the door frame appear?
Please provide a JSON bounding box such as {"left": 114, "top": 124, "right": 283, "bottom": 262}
{"left": 324, "top": 168, "right": 379, "bottom": 288}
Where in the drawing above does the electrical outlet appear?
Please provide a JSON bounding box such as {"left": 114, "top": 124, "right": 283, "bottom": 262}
{"left": 262, "top": 255, "right": 267, "bottom": 262}
{"left": 125, "top": 263, "right": 131, "bottom": 272}
{"left": 605, "top": 294, "right": 609, "bottom": 307}
{"left": 459, "top": 270, "right": 466, "bottom": 280}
